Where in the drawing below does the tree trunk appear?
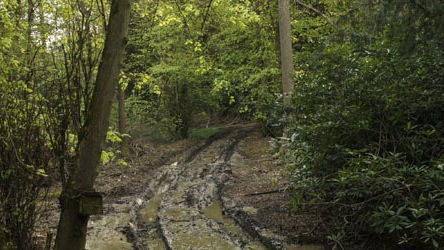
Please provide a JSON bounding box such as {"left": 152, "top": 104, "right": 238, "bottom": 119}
{"left": 278, "top": 0, "right": 294, "bottom": 110}
{"left": 117, "top": 84, "right": 129, "bottom": 156}
{"left": 54, "top": 0, "right": 131, "bottom": 249}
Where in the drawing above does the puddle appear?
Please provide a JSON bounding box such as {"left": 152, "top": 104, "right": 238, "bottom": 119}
{"left": 230, "top": 152, "right": 244, "bottom": 167}
{"left": 86, "top": 241, "right": 132, "bottom": 250}
{"left": 138, "top": 194, "right": 169, "bottom": 250}
{"left": 163, "top": 207, "right": 200, "bottom": 220}
{"left": 174, "top": 231, "right": 238, "bottom": 249}
{"left": 203, "top": 201, "right": 266, "bottom": 249}
{"left": 202, "top": 200, "right": 224, "bottom": 222}
{"left": 245, "top": 241, "right": 268, "bottom": 250}
{"left": 125, "top": 128, "right": 324, "bottom": 250}
{"left": 203, "top": 200, "right": 243, "bottom": 235}
{"left": 140, "top": 194, "right": 162, "bottom": 225}
{"left": 242, "top": 206, "right": 258, "bottom": 215}
{"left": 164, "top": 219, "right": 239, "bottom": 250}
{"left": 146, "top": 230, "right": 167, "bottom": 250}
{"left": 148, "top": 238, "right": 167, "bottom": 250}
{"left": 179, "top": 234, "right": 238, "bottom": 249}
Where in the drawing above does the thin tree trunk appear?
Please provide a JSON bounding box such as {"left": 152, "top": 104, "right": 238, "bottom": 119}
{"left": 54, "top": 0, "right": 131, "bottom": 249}
{"left": 278, "top": 0, "right": 294, "bottom": 110}
{"left": 25, "top": 0, "right": 35, "bottom": 84}
{"left": 117, "top": 84, "right": 129, "bottom": 156}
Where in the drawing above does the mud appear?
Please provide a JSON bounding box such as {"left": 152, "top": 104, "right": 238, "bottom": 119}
{"left": 40, "top": 124, "right": 325, "bottom": 250}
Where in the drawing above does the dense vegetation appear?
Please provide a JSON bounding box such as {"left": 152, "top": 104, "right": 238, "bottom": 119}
{"left": 282, "top": 1, "right": 444, "bottom": 249}
{"left": 1, "top": 0, "right": 443, "bottom": 249}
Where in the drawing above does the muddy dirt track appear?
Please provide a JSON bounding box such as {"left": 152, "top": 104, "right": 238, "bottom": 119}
{"left": 81, "top": 124, "right": 324, "bottom": 250}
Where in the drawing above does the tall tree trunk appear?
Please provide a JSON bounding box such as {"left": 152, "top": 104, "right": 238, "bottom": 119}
{"left": 117, "top": 84, "right": 129, "bottom": 156}
{"left": 278, "top": 0, "right": 294, "bottom": 110}
{"left": 54, "top": 0, "right": 131, "bottom": 249}
{"left": 25, "top": 0, "right": 35, "bottom": 84}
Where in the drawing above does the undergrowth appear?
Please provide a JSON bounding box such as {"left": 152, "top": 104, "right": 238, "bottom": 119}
{"left": 278, "top": 35, "right": 444, "bottom": 249}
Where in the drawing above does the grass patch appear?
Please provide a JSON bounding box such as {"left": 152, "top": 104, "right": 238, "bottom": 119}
{"left": 189, "top": 127, "right": 220, "bottom": 140}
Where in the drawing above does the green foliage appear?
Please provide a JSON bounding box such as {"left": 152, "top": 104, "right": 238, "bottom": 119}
{"left": 100, "top": 130, "right": 130, "bottom": 165}
{"left": 125, "top": 0, "right": 219, "bottom": 138}
{"left": 1, "top": 0, "right": 109, "bottom": 247}
{"left": 1, "top": 0, "right": 443, "bottom": 249}
{"left": 281, "top": 0, "right": 444, "bottom": 248}
{"left": 123, "top": 95, "right": 179, "bottom": 142}
{"left": 125, "top": 0, "right": 281, "bottom": 137}
{"left": 0, "top": 1, "right": 56, "bottom": 248}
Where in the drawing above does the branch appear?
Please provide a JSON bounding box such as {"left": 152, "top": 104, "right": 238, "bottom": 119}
{"left": 244, "top": 189, "right": 282, "bottom": 196}
{"left": 200, "top": 0, "right": 214, "bottom": 32}
{"left": 95, "top": 0, "right": 107, "bottom": 31}
{"left": 299, "top": 186, "right": 410, "bottom": 208}
{"left": 173, "top": 0, "right": 193, "bottom": 39}
{"left": 293, "top": 0, "right": 337, "bottom": 29}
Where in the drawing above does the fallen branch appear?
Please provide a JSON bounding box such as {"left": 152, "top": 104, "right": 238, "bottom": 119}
{"left": 244, "top": 189, "right": 282, "bottom": 196}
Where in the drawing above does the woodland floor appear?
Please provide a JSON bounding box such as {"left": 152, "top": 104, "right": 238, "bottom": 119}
{"left": 35, "top": 123, "right": 325, "bottom": 250}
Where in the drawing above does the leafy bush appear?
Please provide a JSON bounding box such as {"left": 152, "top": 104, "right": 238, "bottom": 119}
{"left": 284, "top": 27, "right": 444, "bottom": 249}
{"left": 123, "top": 95, "right": 178, "bottom": 142}
{"left": 0, "top": 81, "right": 53, "bottom": 250}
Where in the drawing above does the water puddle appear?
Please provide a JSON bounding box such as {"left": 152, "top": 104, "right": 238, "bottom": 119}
{"left": 204, "top": 201, "right": 324, "bottom": 250}
{"left": 168, "top": 227, "right": 239, "bottom": 250}
{"left": 134, "top": 130, "right": 324, "bottom": 250}
{"left": 138, "top": 194, "right": 168, "bottom": 250}
{"left": 203, "top": 200, "right": 267, "bottom": 250}
{"left": 140, "top": 194, "right": 162, "bottom": 225}
{"left": 86, "top": 241, "right": 132, "bottom": 250}
{"left": 203, "top": 200, "right": 243, "bottom": 235}
{"left": 146, "top": 230, "right": 167, "bottom": 250}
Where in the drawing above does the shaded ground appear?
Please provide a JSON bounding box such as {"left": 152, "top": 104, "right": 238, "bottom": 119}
{"left": 96, "top": 138, "right": 194, "bottom": 200}
{"left": 222, "top": 129, "right": 326, "bottom": 247}
{"left": 34, "top": 138, "right": 194, "bottom": 248}
{"left": 35, "top": 123, "right": 325, "bottom": 249}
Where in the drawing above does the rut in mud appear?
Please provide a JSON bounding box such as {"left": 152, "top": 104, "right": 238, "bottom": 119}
{"left": 84, "top": 125, "right": 324, "bottom": 250}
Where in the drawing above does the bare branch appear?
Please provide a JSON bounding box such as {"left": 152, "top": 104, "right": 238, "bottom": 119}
{"left": 173, "top": 0, "right": 193, "bottom": 39}
{"left": 200, "top": 0, "right": 214, "bottom": 32}
{"left": 293, "top": 0, "right": 337, "bottom": 29}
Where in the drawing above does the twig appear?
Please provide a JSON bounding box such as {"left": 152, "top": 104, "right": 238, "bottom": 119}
{"left": 299, "top": 186, "right": 410, "bottom": 208}
{"left": 244, "top": 189, "right": 281, "bottom": 196}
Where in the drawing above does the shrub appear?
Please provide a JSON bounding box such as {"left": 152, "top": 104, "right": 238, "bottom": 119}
{"left": 285, "top": 38, "right": 444, "bottom": 248}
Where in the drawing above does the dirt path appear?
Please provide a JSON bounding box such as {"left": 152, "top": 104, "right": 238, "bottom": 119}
{"left": 83, "top": 124, "right": 324, "bottom": 250}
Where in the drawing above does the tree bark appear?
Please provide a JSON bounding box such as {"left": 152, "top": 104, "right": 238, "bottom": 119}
{"left": 278, "top": 0, "right": 294, "bottom": 110}
{"left": 54, "top": 0, "right": 131, "bottom": 249}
